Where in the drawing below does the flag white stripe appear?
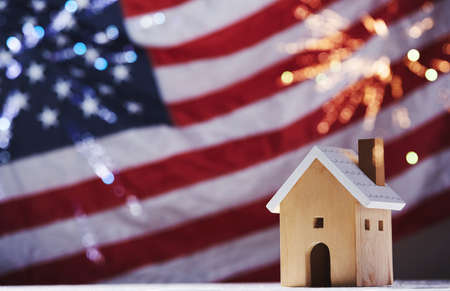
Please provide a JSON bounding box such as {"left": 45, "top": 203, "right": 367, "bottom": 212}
{"left": 124, "top": 0, "right": 276, "bottom": 47}
{"left": 0, "top": 80, "right": 447, "bottom": 274}
{"left": 102, "top": 227, "right": 280, "bottom": 283}
{"left": 154, "top": 0, "right": 392, "bottom": 102}
{"left": 0, "top": 18, "right": 447, "bottom": 201}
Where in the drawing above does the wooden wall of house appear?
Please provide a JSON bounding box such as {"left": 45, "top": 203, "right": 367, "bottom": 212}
{"left": 279, "top": 159, "right": 357, "bottom": 287}
{"left": 355, "top": 205, "right": 393, "bottom": 286}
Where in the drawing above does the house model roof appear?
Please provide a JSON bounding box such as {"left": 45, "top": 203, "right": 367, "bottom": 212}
{"left": 266, "top": 145, "right": 406, "bottom": 213}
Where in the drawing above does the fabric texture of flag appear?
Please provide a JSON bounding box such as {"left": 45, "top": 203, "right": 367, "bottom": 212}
{"left": 0, "top": 0, "right": 449, "bottom": 284}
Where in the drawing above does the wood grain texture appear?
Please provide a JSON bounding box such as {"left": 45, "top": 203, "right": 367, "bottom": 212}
{"left": 358, "top": 138, "right": 385, "bottom": 186}
{"left": 280, "top": 159, "right": 357, "bottom": 287}
{"left": 356, "top": 205, "right": 393, "bottom": 286}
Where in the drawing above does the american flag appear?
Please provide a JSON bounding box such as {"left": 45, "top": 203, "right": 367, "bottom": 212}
{"left": 0, "top": 0, "right": 449, "bottom": 284}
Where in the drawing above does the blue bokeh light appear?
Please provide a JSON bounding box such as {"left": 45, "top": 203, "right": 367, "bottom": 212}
{"left": 101, "top": 173, "right": 115, "bottom": 185}
{"left": 124, "top": 51, "right": 137, "bottom": 63}
{"left": 106, "top": 25, "right": 119, "bottom": 40}
{"left": 34, "top": 26, "right": 45, "bottom": 38}
{"left": 153, "top": 12, "right": 166, "bottom": 25}
{"left": 65, "top": 0, "right": 78, "bottom": 13}
{"left": 73, "top": 42, "right": 87, "bottom": 55}
{"left": 94, "top": 57, "right": 108, "bottom": 71}
{"left": 6, "top": 61, "right": 22, "bottom": 79}
{"left": 6, "top": 36, "right": 21, "bottom": 53}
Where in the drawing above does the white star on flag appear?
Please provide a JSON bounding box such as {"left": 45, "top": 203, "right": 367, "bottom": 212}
{"left": 124, "top": 101, "right": 142, "bottom": 114}
{"left": 31, "top": 0, "right": 46, "bottom": 11}
{"left": 8, "top": 91, "right": 29, "bottom": 112}
{"left": 26, "top": 62, "right": 45, "bottom": 83}
{"left": 0, "top": 49, "right": 12, "bottom": 68}
{"left": 55, "top": 35, "right": 68, "bottom": 47}
{"left": 53, "top": 79, "right": 71, "bottom": 99}
{"left": 80, "top": 96, "right": 99, "bottom": 117}
{"left": 38, "top": 107, "right": 59, "bottom": 129}
{"left": 112, "top": 65, "right": 129, "bottom": 83}
{"left": 84, "top": 48, "right": 99, "bottom": 64}
{"left": 98, "top": 84, "right": 113, "bottom": 95}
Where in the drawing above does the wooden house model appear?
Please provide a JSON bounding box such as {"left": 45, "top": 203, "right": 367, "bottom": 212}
{"left": 266, "top": 138, "right": 405, "bottom": 287}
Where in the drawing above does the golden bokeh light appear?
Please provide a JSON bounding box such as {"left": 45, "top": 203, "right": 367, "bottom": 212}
{"left": 339, "top": 107, "right": 353, "bottom": 123}
{"left": 421, "top": 17, "right": 434, "bottom": 30}
{"left": 363, "top": 86, "right": 377, "bottom": 105}
{"left": 391, "top": 75, "right": 403, "bottom": 98}
{"left": 432, "top": 59, "right": 450, "bottom": 73}
{"left": 408, "top": 26, "right": 422, "bottom": 39}
{"left": 408, "top": 17, "right": 434, "bottom": 39}
{"left": 373, "top": 56, "right": 391, "bottom": 81}
{"left": 374, "top": 19, "right": 389, "bottom": 36}
{"left": 407, "top": 49, "right": 420, "bottom": 62}
{"left": 406, "top": 60, "right": 426, "bottom": 76}
{"left": 294, "top": 5, "right": 310, "bottom": 20}
{"left": 406, "top": 151, "right": 419, "bottom": 165}
{"left": 362, "top": 14, "right": 375, "bottom": 33}
{"left": 425, "top": 68, "right": 438, "bottom": 81}
{"left": 281, "top": 71, "right": 294, "bottom": 85}
{"left": 317, "top": 121, "right": 330, "bottom": 134}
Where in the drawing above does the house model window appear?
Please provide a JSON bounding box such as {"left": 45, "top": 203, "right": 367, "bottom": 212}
{"left": 378, "top": 220, "right": 384, "bottom": 231}
{"left": 314, "top": 217, "right": 324, "bottom": 228}
{"left": 364, "top": 219, "right": 370, "bottom": 230}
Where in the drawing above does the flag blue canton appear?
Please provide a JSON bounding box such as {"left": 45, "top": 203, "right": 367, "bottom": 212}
{"left": 0, "top": 0, "right": 171, "bottom": 162}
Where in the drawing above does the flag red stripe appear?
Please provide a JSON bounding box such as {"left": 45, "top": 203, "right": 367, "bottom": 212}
{"left": 392, "top": 188, "right": 450, "bottom": 240}
{"left": 168, "top": 0, "right": 435, "bottom": 126}
{"left": 0, "top": 38, "right": 446, "bottom": 237}
{"left": 120, "top": 0, "right": 190, "bottom": 17}
{"left": 1, "top": 116, "right": 448, "bottom": 284}
{"left": 148, "top": 0, "right": 336, "bottom": 66}
{"left": 221, "top": 262, "right": 280, "bottom": 283}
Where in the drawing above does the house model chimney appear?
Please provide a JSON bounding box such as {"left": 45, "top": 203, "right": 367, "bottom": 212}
{"left": 358, "top": 138, "right": 385, "bottom": 186}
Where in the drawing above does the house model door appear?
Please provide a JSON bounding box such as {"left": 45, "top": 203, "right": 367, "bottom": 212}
{"left": 310, "top": 243, "right": 331, "bottom": 287}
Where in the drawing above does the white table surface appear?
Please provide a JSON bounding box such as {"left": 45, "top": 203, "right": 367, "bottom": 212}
{"left": 0, "top": 281, "right": 449, "bottom": 291}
